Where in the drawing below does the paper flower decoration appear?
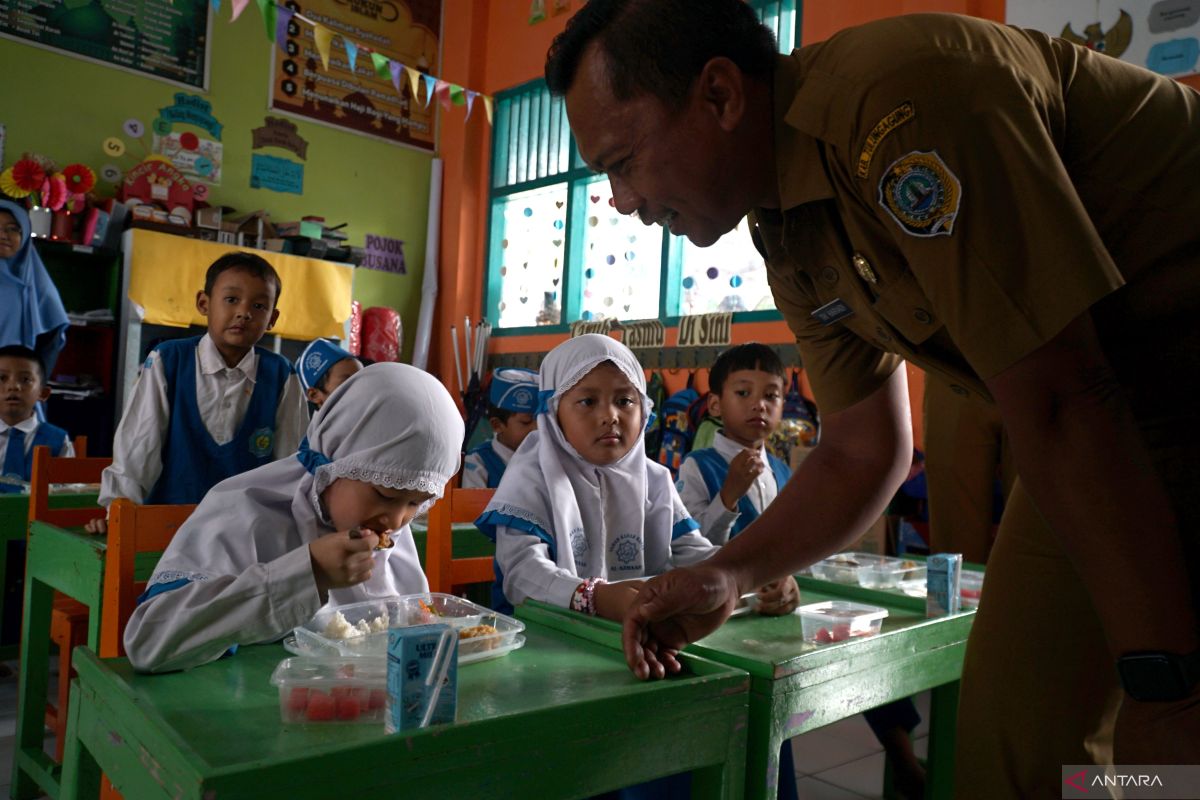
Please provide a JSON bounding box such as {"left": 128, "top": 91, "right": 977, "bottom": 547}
{"left": 40, "top": 175, "right": 68, "bottom": 211}
{"left": 0, "top": 167, "right": 32, "bottom": 199}
{"left": 61, "top": 163, "right": 96, "bottom": 195}
{"left": 12, "top": 158, "right": 46, "bottom": 193}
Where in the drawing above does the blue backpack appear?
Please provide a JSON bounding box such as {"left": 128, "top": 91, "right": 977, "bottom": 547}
{"left": 656, "top": 377, "right": 699, "bottom": 478}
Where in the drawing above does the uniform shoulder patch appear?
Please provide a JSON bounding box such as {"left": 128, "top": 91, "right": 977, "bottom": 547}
{"left": 878, "top": 150, "right": 961, "bottom": 238}
{"left": 856, "top": 101, "right": 914, "bottom": 179}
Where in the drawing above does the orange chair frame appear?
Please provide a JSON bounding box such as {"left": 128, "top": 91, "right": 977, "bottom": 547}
{"left": 424, "top": 488, "right": 495, "bottom": 594}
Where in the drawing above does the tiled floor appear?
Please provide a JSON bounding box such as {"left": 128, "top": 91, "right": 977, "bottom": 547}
{"left": 0, "top": 654, "right": 929, "bottom": 800}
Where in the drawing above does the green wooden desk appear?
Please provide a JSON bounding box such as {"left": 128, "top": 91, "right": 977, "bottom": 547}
{"left": 519, "top": 587, "right": 976, "bottom": 800}
{"left": 0, "top": 491, "right": 98, "bottom": 657}
{"left": 61, "top": 623, "right": 752, "bottom": 800}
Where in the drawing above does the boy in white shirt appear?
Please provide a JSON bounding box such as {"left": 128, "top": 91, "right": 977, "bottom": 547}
{"left": 461, "top": 368, "right": 538, "bottom": 489}
{"left": 90, "top": 252, "right": 307, "bottom": 530}
{"left": 0, "top": 345, "right": 72, "bottom": 492}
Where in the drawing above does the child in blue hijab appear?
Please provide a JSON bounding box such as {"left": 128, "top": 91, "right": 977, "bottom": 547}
{"left": 0, "top": 200, "right": 69, "bottom": 375}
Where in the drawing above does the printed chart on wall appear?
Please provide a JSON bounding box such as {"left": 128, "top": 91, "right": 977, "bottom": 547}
{"left": 1008, "top": 0, "right": 1200, "bottom": 77}
{"left": 270, "top": 0, "right": 441, "bottom": 149}
{"left": 0, "top": 0, "right": 210, "bottom": 89}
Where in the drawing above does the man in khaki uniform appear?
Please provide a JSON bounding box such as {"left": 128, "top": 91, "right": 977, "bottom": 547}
{"left": 547, "top": 1, "right": 1200, "bottom": 796}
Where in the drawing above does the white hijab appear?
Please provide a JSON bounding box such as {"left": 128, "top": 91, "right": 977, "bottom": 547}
{"left": 480, "top": 334, "right": 694, "bottom": 580}
{"left": 148, "top": 363, "right": 464, "bottom": 602}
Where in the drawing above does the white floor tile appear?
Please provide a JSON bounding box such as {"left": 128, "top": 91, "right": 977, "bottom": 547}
{"left": 795, "top": 775, "right": 871, "bottom": 799}
{"left": 814, "top": 751, "right": 887, "bottom": 799}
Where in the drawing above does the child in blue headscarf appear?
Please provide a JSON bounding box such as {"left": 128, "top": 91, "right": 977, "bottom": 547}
{"left": 0, "top": 200, "right": 69, "bottom": 375}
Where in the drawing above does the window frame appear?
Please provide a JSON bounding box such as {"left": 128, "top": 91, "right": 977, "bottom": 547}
{"left": 484, "top": 0, "right": 800, "bottom": 336}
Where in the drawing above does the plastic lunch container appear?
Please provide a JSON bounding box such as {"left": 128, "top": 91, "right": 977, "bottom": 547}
{"left": 270, "top": 656, "right": 388, "bottom": 724}
{"left": 959, "top": 570, "right": 984, "bottom": 609}
{"left": 291, "top": 593, "right": 525, "bottom": 664}
{"left": 810, "top": 552, "right": 924, "bottom": 589}
{"left": 798, "top": 600, "right": 889, "bottom": 644}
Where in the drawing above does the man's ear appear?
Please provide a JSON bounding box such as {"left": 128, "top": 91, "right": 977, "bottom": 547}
{"left": 266, "top": 307, "right": 281, "bottom": 330}
{"left": 696, "top": 56, "right": 745, "bottom": 133}
{"left": 196, "top": 290, "right": 209, "bottom": 316}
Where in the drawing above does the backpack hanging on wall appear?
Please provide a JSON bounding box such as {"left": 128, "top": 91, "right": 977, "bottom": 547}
{"left": 767, "top": 369, "right": 820, "bottom": 467}
{"left": 656, "top": 374, "right": 699, "bottom": 477}
{"left": 644, "top": 371, "right": 668, "bottom": 458}
{"left": 688, "top": 389, "right": 722, "bottom": 452}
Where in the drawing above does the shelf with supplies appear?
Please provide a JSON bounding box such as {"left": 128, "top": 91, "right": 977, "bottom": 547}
{"left": 490, "top": 342, "right": 802, "bottom": 371}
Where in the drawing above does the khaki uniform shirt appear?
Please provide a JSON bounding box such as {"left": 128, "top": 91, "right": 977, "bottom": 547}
{"left": 756, "top": 14, "right": 1200, "bottom": 415}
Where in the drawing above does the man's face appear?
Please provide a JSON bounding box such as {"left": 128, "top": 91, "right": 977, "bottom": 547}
{"left": 565, "top": 45, "right": 746, "bottom": 248}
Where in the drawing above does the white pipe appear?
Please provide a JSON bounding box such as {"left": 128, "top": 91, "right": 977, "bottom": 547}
{"left": 411, "top": 158, "right": 443, "bottom": 370}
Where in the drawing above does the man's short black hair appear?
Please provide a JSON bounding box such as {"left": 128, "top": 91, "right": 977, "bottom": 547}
{"left": 545, "top": 0, "right": 778, "bottom": 109}
{"left": 0, "top": 344, "right": 46, "bottom": 381}
{"left": 487, "top": 403, "right": 515, "bottom": 424}
{"left": 203, "top": 252, "right": 283, "bottom": 306}
{"left": 709, "top": 343, "right": 785, "bottom": 395}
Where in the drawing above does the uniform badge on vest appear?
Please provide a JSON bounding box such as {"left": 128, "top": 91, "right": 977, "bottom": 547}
{"left": 878, "top": 150, "right": 961, "bottom": 238}
{"left": 249, "top": 427, "right": 274, "bottom": 457}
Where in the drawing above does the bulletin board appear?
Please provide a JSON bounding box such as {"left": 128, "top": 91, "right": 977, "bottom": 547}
{"left": 269, "top": 0, "right": 441, "bottom": 150}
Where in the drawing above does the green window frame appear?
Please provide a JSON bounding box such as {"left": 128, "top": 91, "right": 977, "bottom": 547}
{"left": 484, "top": 0, "right": 800, "bottom": 335}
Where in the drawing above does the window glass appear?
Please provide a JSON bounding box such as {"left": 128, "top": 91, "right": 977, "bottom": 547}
{"left": 492, "top": 184, "right": 568, "bottom": 328}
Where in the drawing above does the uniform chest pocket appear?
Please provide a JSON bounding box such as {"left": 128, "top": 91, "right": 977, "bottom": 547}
{"left": 869, "top": 270, "right": 942, "bottom": 346}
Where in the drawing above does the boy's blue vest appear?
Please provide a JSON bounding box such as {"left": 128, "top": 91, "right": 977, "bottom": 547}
{"left": 467, "top": 440, "right": 507, "bottom": 489}
{"left": 683, "top": 447, "right": 791, "bottom": 538}
{"left": 146, "top": 336, "right": 292, "bottom": 505}
{"left": 0, "top": 422, "right": 68, "bottom": 493}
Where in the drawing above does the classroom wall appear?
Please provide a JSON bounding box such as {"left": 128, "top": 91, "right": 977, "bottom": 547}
{"left": 0, "top": 6, "right": 432, "bottom": 358}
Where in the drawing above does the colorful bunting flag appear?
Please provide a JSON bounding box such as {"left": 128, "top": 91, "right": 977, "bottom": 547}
{"left": 344, "top": 38, "right": 359, "bottom": 74}
{"left": 421, "top": 74, "right": 437, "bottom": 109}
{"left": 274, "top": 5, "right": 294, "bottom": 52}
{"left": 255, "top": 0, "right": 276, "bottom": 42}
{"left": 435, "top": 80, "right": 452, "bottom": 111}
{"left": 371, "top": 52, "right": 390, "bottom": 78}
{"left": 405, "top": 65, "right": 421, "bottom": 99}
{"left": 465, "top": 90, "right": 478, "bottom": 120}
{"left": 230, "top": 0, "right": 251, "bottom": 22}
{"left": 389, "top": 60, "right": 404, "bottom": 93}
{"left": 313, "top": 24, "right": 333, "bottom": 71}
{"left": 483, "top": 96, "right": 494, "bottom": 124}
{"left": 450, "top": 84, "right": 466, "bottom": 106}
{"left": 211, "top": 0, "right": 221, "bottom": 13}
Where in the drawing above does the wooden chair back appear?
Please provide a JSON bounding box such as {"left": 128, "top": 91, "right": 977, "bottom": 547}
{"left": 100, "top": 498, "right": 196, "bottom": 657}
{"left": 424, "top": 488, "right": 495, "bottom": 594}
{"left": 28, "top": 445, "right": 109, "bottom": 529}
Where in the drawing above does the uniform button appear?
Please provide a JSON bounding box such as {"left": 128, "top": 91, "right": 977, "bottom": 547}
{"left": 875, "top": 326, "right": 892, "bottom": 342}
{"left": 913, "top": 308, "right": 932, "bottom": 324}
{"left": 819, "top": 266, "right": 839, "bottom": 284}
{"left": 950, "top": 384, "right": 968, "bottom": 397}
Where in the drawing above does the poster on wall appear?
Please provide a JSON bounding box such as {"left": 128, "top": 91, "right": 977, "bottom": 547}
{"left": 269, "top": 0, "right": 441, "bottom": 150}
{"left": 1008, "top": 0, "right": 1200, "bottom": 78}
{"left": 0, "top": 0, "right": 210, "bottom": 89}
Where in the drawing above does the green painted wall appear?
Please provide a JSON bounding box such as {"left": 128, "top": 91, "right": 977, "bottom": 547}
{"left": 0, "top": 7, "right": 431, "bottom": 360}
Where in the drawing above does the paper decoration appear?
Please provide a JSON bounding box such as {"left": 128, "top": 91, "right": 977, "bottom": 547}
{"left": 676, "top": 313, "right": 733, "bottom": 347}
{"left": 231, "top": 0, "right": 252, "bottom": 22}
{"left": 153, "top": 132, "right": 224, "bottom": 184}
{"left": 344, "top": 38, "right": 359, "bottom": 72}
{"left": 422, "top": 74, "right": 437, "bottom": 108}
{"left": 255, "top": 0, "right": 277, "bottom": 43}
{"left": 362, "top": 233, "right": 407, "bottom": 274}
{"left": 621, "top": 320, "right": 666, "bottom": 349}
{"left": 251, "top": 116, "right": 310, "bottom": 159}
{"left": 123, "top": 118, "right": 145, "bottom": 138}
{"left": 273, "top": 5, "right": 294, "bottom": 52}
{"left": 156, "top": 93, "right": 223, "bottom": 140}
{"left": 250, "top": 153, "right": 304, "bottom": 194}
{"left": 389, "top": 60, "right": 403, "bottom": 93}
{"left": 371, "top": 52, "right": 390, "bottom": 78}
{"left": 530, "top": 0, "right": 547, "bottom": 25}
{"left": 313, "top": 24, "right": 333, "bottom": 70}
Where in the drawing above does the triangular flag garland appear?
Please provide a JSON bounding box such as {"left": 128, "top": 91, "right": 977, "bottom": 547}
{"left": 231, "top": 0, "right": 492, "bottom": 125}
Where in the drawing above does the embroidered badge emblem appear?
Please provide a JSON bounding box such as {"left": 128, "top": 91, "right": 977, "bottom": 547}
{"left": 571, "top": 528, "right": 588, "bottom": 562}
{"left": 610, "top": 534, "right": 642, "bottom": 566}
{"left": 878, "top": 151, "right": 961, "bottom": 238}
{"left": 512, "top": 387, "right": 533, "bottom": 408}
{"left": 304, "top": 351, "right": 326, "bottom": 372}
{"left": 249, "top": 426, "right": 274, "bottom": 458}
{"left": 857, "top": 101, "right": 914, "bottom": 179}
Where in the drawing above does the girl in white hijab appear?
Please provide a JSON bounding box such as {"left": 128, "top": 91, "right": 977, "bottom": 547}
{"left": 477, "top": 335, "right": 716, "bottom": 619}
{"left": 125, "top": 363, "right": 463, "bottom": 673}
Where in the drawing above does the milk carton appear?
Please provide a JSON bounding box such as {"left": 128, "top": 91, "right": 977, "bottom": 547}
{"left": 385, "top": 623, "right": 457, "bottom": 732}
{"left": 926, "top": 553, "right": 962, "bottom": 617}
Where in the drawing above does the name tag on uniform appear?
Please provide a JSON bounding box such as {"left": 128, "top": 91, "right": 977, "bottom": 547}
{"left": 811, "top": 298, "right": 855, "bottom": 326}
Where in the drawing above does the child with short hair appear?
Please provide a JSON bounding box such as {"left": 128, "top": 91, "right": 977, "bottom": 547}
{"left": 676, "top": 343, "right": 789, "bottom": 545}
{"left": 461, "top": 367, "right": 538, "bottom": 488}
{"left": 0, "top": 345, "right": 73, "bottom": 492}
{"left": 92, "top": 252, "right": 308, "bottom": 531}
{"left": 296, "top": 337, "right": 362, "bottom": 410}
{"left": 124, "top": 364, "right": 463, "bottom": 672}
{"left": 0, "top": 200, "right": 69, "bottom": 376}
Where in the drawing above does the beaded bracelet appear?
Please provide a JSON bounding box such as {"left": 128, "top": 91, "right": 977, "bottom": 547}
{"left": 570, "top": 577, "right": 606, "bottom": 616}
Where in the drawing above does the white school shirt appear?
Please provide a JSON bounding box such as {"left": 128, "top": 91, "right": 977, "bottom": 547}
{"left": 676, "top": 431, "right": 780, "bottom": 545}
{"left": 99, "top": 334, "right": 308, "bottom": 507}
{"left": 460, "top": 437, "right": 515, "bottom": 489}
{"left": 0, "top": 416, "right": 75, "bottom": 465}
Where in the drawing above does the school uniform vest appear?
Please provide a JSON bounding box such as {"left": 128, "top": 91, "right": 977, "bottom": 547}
{"left": 685, "top": 448, "right": 791, "bottom": 538}
{"left": 146, "top": 336, "right": 292, "bottom": 505}
{"left": 467, "top": 440, "right": 508, "bottom": 489}
{"left": 0, "top": 422, "right": 68, "bottom": 493}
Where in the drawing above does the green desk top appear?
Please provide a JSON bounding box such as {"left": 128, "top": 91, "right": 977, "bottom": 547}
{"left": 68, "top": 623, "right": 751, "bottom": 799}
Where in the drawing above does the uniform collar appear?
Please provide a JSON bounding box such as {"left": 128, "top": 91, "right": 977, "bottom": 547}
{"left": 0, "top": 415, "right": 39, "bottom": 436}
{"left": 491, "top": 437, "right": 515, "bottom": 462}
{"left": 198, "top": 333, "right": 258, "bottom": 380}
{"left": 713, "top": 429, "right": 768, "bottom": 463}
{"left": 771, "top": 52, "right": 837, "bottom": 210}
